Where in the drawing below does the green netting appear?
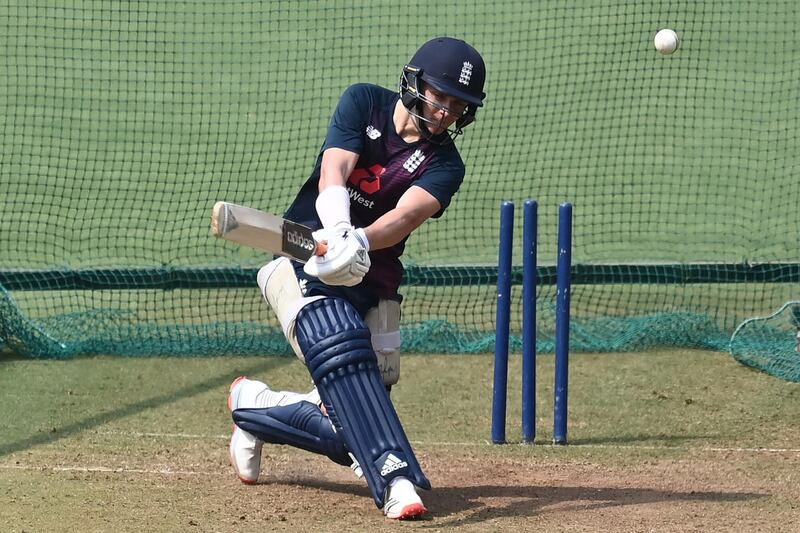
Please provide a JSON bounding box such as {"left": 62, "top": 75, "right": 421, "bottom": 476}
{"left": 1, "top": 2, "right": 798, "bottom": 378}
{"left": 730, "top": 302, "right": 800, "bottom": 382}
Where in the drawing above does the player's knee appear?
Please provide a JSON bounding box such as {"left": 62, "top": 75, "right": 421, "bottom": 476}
{"left": 365, "top": 300, "right": 402, "bottom": 386}
{"left": 258, "top": 257, "right": 323, "bottom": 361}
{"left": 295, "top": 298, "right": 375, "bottom": 382}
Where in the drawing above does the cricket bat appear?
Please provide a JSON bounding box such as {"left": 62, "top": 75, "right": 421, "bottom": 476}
{"left": 211, "top": 201, "right": 327, "bottom": 262}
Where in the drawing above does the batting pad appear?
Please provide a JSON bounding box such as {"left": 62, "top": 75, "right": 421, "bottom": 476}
{"left": 295, "top": 297, "right": 431, "bottom": 507}
{"left": 232, "top": 402, "right": 352, "bottom": 466}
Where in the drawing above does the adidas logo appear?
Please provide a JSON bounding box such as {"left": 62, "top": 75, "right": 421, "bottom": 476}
{"left": 403, "top": 150, "right": 425, "bottom": 173}
{"left": 286, "top": 229, "right": 315, "bottom": 251}
{"left": 366, "top": 125, "right": 381, "bottom": 140}
{"left": 380, "top": 453, "right": 408, "bottom": 476}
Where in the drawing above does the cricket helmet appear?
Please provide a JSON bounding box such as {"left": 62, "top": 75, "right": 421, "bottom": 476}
{"left": 399, "top": 37, "right": 486, "bottom": 143}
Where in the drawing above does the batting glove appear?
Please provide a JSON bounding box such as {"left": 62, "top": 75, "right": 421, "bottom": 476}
{"left": 303, "top": 225, "right": 370, "bottom": 287}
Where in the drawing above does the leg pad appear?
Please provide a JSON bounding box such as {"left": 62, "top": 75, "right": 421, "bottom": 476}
{"left": 232, "top": 401, "right": 351, "bottom": 466}
{"left": 295, "top": 297, "right": 430, "bottom": 508}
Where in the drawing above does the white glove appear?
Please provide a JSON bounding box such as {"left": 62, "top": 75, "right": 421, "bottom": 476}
{"left": 303, "top": 226, "right": 370, "bottom": 287}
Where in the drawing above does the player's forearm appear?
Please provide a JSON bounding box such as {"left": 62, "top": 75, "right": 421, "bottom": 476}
{"left": 366, "top": 194, "right": 441, "bottom": 250}
{"left": 319, "top": 147, "right": 358, "bottom": 190}
{"left": 364, "top": 209, "right": 427, "bottom": 250}
{"left": 364, "top": 185, "right": 441, "bottom": 250}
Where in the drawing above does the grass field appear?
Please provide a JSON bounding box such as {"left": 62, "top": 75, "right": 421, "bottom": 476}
{"left": 2, "top": 349, "right": 799, "bottom": 531}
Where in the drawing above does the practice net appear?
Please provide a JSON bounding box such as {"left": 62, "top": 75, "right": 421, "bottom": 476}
{"left": 1, "top": 1, "right": 798, "bottom": 380}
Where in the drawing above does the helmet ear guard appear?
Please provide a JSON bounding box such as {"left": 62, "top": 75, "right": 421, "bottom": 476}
{"left": 399, "top": 65, "right": 422, "bottom": 111}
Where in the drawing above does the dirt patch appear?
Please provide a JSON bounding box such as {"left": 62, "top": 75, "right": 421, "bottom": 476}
{"left": 171, "top": 446, "right": 798, "bottom": 532}
{"left": 3, "top": 441, "right": 798, "bottom": 531}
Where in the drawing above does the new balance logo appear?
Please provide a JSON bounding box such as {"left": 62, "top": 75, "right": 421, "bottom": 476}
{"left": 403, "top": 150, "right": 425, "bottom": 173}
{"left": 459, "top": 61, "right": 473, "bottom": 85}
{"left": 380, "top": 453, "right": 408, "bottom": 476}
{"left": 366, "top": 125, "right": 381, "bottom": 140}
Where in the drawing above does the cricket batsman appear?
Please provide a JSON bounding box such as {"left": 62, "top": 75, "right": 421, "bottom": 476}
{"left": 227, "top": 36, "right": 487, "bottom": 519}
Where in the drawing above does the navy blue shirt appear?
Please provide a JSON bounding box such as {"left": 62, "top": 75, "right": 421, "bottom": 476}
{"left": 284, "top": 84, "right": 465, "bottom": 298}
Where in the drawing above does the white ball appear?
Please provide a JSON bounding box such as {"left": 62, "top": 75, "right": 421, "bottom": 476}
{"left": 654, "top": 29, "right": 679, "bottom": 55}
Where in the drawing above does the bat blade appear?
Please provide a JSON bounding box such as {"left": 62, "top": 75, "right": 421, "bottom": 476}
{"left": 211, "top": 201, "right": 325, "bottom": 262}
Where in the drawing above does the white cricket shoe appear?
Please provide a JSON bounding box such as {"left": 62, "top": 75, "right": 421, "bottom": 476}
{"left": 229, "top": 424, "right": 262, "bottom": 484}
{"left": 228, "top": 376, "right": 312, "bottom": 484}
{"left": 227, "top": 377, "right": 360, "bottom": 483}
{"left": 382, "top": 477, "right": 427, "bottom": 520}
{"left": 227, "top": 376, "right": 263, "bottom": 484}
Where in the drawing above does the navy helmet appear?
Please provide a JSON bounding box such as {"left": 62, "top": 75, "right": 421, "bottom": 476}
{"left": 400, "top": 37, "right": 486, "bottom": 143}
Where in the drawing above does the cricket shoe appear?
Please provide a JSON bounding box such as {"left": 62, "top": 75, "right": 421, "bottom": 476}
{"left": 382, "top": 477, "right": 427, "bottom": 520}
{"left": 229, "top": 424, "right": 262, "bottom": 484}
{"left": 227, "top": 376, "right": 263, "bottom": 484}
{"left": 227, "top": 376, "right": 318, "bottom": 484}
{"left": 227, "top": 377, "right": 354, "bottom": 483}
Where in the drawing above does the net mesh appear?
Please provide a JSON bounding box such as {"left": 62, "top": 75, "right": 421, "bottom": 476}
{"left": 730, "top": 302, "right": 800, "bottom": 382}
{"left": 1, "top": 1, "right": 798, "bottom": 379}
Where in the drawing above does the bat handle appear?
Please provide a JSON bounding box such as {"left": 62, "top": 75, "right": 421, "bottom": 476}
{"left": 314, "top": 241, "right": 328, "bottom": 256}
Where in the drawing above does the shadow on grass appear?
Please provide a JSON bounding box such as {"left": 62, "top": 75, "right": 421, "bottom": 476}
{"left": 0, "top": 358, "right": 289, "bottom": 457}
{"left": 0, "top": 350, "right": 30, "bottom": 362}
{"left": 427, "top": 483, "right": 764, "bottom": 527}
{"left": 268, "top": 477, "right": 764, "bottom": 526}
